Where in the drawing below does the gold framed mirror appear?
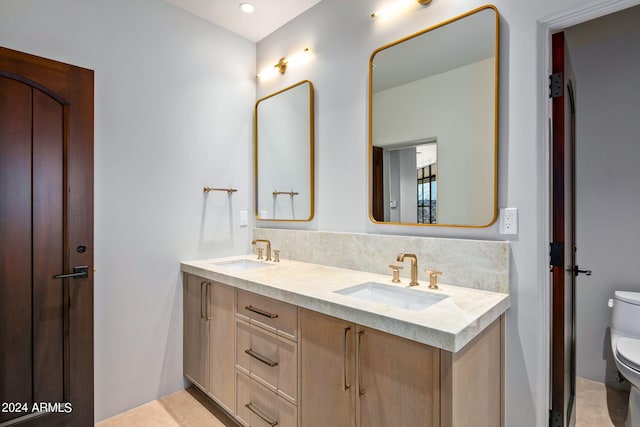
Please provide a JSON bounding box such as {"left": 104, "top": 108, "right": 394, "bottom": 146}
{"left": 255, "top": 80, "right": 314, "bottom": 221}
{"left": 369, "top": 5, "right": 499, "bottom": 227}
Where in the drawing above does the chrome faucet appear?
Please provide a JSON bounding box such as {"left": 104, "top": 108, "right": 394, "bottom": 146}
{"left": 252, "top": 239, "right": 272, "bottom": 261}
{"left": 397, "top": 253, "right": 419, "bottom": 286}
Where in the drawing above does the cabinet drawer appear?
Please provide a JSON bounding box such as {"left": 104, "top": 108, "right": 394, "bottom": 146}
{"left": 237, "top": 290, "right": 297, "bottom": 340}
{"left": 236, "top": 319, "right": 298, "bottom": 404}
{"left": 236, "top": 371, "right": 297, "bottom": 427}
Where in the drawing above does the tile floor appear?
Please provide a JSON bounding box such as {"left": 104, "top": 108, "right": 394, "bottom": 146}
{"left": 576, "top": 376, "right": 629, "bottom": 427}
{"left": 97, "top": 378, "right": 629, "bottom": 426}
{"left": 96, "top": 387, "right": 237, "bottom": 427}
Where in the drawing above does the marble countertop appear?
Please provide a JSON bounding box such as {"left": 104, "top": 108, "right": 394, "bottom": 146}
{"left": 181, "top": 255, "right": 510, "bottom": 352}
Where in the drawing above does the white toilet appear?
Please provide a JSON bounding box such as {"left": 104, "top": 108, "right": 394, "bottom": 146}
{"left": 610, "top": 291, "right": 640, "bottom": 427}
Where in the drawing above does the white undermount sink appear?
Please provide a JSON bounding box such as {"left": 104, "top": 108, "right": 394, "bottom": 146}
{"left": 211, "top": 259, "right": 273, "bottom": 271}
{"left": 335, "top": 282, "right": 447, "bottom": 312}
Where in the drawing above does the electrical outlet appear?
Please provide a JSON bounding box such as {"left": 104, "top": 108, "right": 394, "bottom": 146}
{"left": 240, "top": 210, "right": 248, "bottom": 226}
{"left": 500, "top": 207, "right": 518, "bottom": 235}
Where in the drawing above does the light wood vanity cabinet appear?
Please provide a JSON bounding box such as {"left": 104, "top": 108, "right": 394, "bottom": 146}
{"left": 299, "top": 309, "right": 355, "bottom": 426}
{"left": 299, "top": 308, "right": 504, "bottom": 427}
{"left": 236, "top": 290, "right": 298, "bottom": 340}
{"left": 184, "top": 274, "right": 503, "bottom": 427}
{"left": 299, "top": 309, "right": 440, "bottom": 427}
{"left": 183, "top": 273, "right": 235, "bottom": 414}
{"left": 358, "top": 326, "right": 441, "bottom": 427}
{"left": 236, "top": 370, "right": 298, "bottom": 427}
{"left": 235, "top": 290, "right": 299, "bottom": 427}
{"left": 184, "top": 273, "right": 210, "bottom": 391}
{"left": 236, "top": 320, "right": 298, "bottom": 403}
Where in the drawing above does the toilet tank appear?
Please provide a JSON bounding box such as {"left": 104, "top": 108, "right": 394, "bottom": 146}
{"left": 611, "top": 291, "right": 640, "bottom": 337}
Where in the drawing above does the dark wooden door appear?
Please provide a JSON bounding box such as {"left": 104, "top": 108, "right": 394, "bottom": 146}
{"left": 371, "top": 146, "right": 384, "bottom": 222}
{"left": 0, "top": 46, "right": 93, "bottom": 426}
{"left": 550, "top": 31, "right": 577, "bottom": 427}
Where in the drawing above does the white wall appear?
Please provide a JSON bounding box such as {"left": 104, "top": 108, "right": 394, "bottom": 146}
{"left": 565, "top": 5, "right": 640, "bottom": 386}
{"left": 255, "top": 0, "right": 640, "bottom": 426}
{"left": 0, "top": 0, "right": 255, "bottom": 421}
{"left": 397, "top": 147, "right": 418, "bottom": 222}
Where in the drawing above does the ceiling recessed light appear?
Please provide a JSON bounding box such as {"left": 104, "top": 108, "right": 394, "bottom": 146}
{"left": 239, "top": 2, "right": 255, "bottom": 13}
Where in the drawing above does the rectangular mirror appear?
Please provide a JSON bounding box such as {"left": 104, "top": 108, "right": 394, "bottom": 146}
{"left": 369, "top": 5, "right": 499, "bottom": 227}
{"left": 255, "top": 80, "right": 314, "bottom": 221}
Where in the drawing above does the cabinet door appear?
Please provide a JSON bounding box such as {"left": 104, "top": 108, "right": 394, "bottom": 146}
{"left": 209, "top": 281, "right": 236, "bottom": 413}
{"left": 358, "top": 326, "right": 440, "bottom": 427}
{"left": 440, "top": 316, "right": 503, "bottom": 427}
{"left": 183, "top": 273, "right": 209, "bottom": 391}
{"left": 300, "top": 309, "right": 356, "bottom": 427}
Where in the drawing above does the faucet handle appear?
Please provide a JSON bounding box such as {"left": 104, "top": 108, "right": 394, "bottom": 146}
{"left": 273, "top": 250, "right": 280, "bottom": 262}
{"left": 425, "top": 270, "right": 442, "bottom": 289}
{"left": 388, "top": 264, "right": 403, "bottom": 283}
{"left": 256, "top": 247, "right": 264, "bottom": 260}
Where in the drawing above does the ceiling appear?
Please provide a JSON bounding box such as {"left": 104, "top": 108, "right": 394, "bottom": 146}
{"left": 164, "top": 0, "right": 323, "bottom": 42}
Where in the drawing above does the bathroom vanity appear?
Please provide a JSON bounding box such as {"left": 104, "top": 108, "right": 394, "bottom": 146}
{"left": 181, "top": 255, "right": 509, "bottom": 427}
{"left": 185, "top": 5, "right": 507, "bottom": 425}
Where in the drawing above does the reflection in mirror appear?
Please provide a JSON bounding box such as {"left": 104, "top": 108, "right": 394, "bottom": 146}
{"left": 255, "top": 80, "right": 314, "bottom": 221}
{"left": 369, "top": 6, "right": 499, "bottom": 227}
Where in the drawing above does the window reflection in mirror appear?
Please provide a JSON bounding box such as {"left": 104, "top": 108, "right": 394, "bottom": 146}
{"left": 369, "top": 5, "right": 499, "bottom": 227}
{"left": 255, "top": 80, "right": 314, "bottom": 221}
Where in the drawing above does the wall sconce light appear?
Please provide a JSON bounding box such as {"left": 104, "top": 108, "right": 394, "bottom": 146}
{"left": 257, "top": 48, "right": 311, "bottom": 80}
{"left": 371, "top": 0, "right": 431, "bottom": 19}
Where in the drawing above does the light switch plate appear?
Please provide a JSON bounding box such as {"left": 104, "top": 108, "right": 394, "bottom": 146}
{"left": 240, "top": 210, "right": 248, "bottom": 226}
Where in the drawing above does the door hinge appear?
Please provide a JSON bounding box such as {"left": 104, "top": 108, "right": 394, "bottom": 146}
{"left": 550, "top": 73, "right": 563, "bottom": 98}
{"left": 550, "top": 242, "right": 564, "bottom": 267}
{"left": 549, "top": 409, "right": 562, "bottom": 427}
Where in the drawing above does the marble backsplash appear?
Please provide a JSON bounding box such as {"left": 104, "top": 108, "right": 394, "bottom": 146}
{"left": 252, "top": 228, "right": 510, "bottom": 294}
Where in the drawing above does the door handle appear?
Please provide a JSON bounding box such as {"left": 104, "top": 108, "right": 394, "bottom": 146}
{"left": 54, "top": 266, "right": 89, "bottom": 279}
{"left": 574, "top": 265, "right": 592, "bottom": 277}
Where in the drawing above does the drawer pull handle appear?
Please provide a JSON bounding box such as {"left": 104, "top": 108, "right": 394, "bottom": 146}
{"left": 245, "top": 305, "right": 278, "bottom": 319}
{"left": 245, "top": 402, "right": 278, "bottom": 426}
{"left": 245, "top": 348, "right": 278, "bottom": 367}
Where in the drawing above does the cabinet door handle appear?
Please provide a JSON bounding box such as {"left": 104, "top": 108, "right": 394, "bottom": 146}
{"left": 356, "top": 330, "right": 365, "bottom": 396}
{"left": 244, "top": 348, "right": 278, "bottom": 367}
{"left": 205, "top": 283, "right": 212, "bottom": 320}
{"left": 245, "top": 402, "right": 278, "bottom": 426}
{"left": 245, "top": 305, "right": 278, "bottom": 319}
{"left": 200, "top": 281, "right": 207, "bottom": 319}
{"left": 343, "top": 327, "right": 351, "bottom": 390}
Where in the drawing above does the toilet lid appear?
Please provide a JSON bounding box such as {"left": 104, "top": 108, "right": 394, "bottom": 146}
{"left": 614, "top": 291, "right": 640, "bottom": 305}
{"left": 617, "top": 338, "right": 640, "bottom": 371}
